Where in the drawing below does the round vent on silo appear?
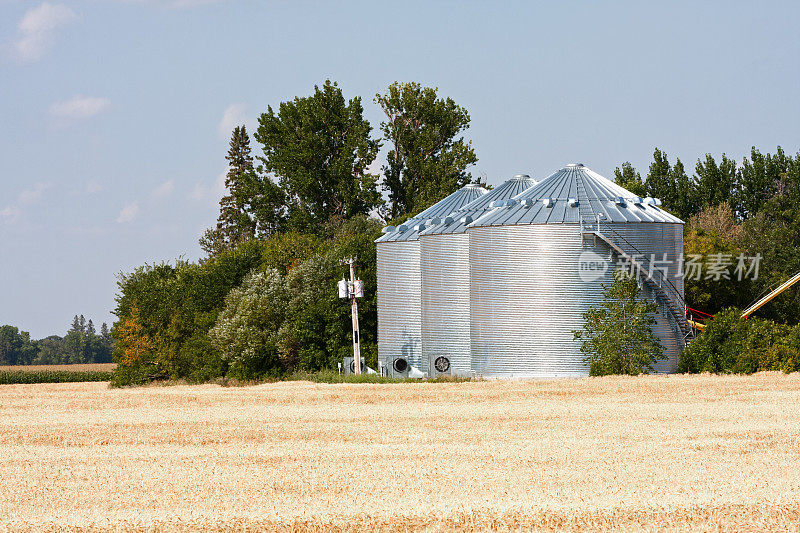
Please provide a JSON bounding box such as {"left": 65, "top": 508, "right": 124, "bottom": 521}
{"left": 350, "top": 360, "right": 365, "bottom": 373}
{"left": 434, "top": 356, "right": 451, "bottom": 373}
{"left": 393, "top": 358, "right": 408, "bottom": 373}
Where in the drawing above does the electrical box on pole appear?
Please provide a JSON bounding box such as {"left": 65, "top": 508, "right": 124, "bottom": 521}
{"left": 337, "top": 258, "right": 363, "bottom": 374}
{"left": 337, "top": 279, "right": 349, "bottom": 299}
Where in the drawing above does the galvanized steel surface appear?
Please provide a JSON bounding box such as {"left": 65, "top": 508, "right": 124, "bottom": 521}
{"left": 420, "top": 233, "right": 471, "bottom": 375}
{"left": 376, "top": 164, "right": 687, "bottom": 378}
{"left": 376, "top": 241, "right": 423, "bottom": 370}
{"left": 376, "top": 185, "right": 487, "bottom": 243}
{"left": 376, "top": 184, "right": 488, "bottom": 371}
{"left": 471, "top": 164, "right": 683, "bottom": 227}
{"left": 422, "top": 175, "right": 538, "bottom": 236}
{"left": 418, "top": 176, "right": 538, "bottom": 375}
{"left": 468, "top": 223, "right": 684, "bottom": 377}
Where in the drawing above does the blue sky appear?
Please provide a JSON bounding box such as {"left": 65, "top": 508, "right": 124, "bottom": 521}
{"left": 1, "top": 0, "right": 799, "bottom": 338}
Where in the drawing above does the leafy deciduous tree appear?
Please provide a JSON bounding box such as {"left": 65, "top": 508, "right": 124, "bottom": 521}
{"left": 255, "top": 80, "right": 382, "bottom": 233}
{"left": 376, "top": 82, "right": 478, "bottom": 218}
{"left": 695, "top": 153, "right": 737, "bottom": 213}
{"left": 573, "top": 271, "right": 665, "bottom": 375}
{"left": 614, "top": 161, "right": 645, "bottom": 197}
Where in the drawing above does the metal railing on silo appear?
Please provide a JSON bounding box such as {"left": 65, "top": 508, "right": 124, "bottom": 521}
{"left": 581, "top": 216, "right": 691, "bottom": 346}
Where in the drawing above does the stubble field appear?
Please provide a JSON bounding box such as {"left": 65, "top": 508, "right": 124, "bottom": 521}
{"left": 1, "top": 373, "right": 799, "bottom": 532}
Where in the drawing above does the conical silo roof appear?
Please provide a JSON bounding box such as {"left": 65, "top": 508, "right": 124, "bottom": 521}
{"left": 470, "top": 163, "right": 684, "bottom": 227}
{"left": 421, "top": 174, "right": 538, "bottom": 235}
{"left": 376, "top": 184, "right": 487, "bottom": 242}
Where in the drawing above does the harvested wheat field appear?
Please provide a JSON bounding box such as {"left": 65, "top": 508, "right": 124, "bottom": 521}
{"left": 1, "top": 373, "right": 799, "bottom": 532}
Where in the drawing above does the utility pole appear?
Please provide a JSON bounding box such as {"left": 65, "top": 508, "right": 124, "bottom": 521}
{"left": 338, "top": 257, "right": 363, "bottom": 374}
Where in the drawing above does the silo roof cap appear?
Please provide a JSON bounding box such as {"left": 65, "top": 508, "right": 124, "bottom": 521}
{"left": 469, "top": 163, "right": 685, "bottom": 227}
{"left": 375, "top": 184, "right": 488, "bottom": 242}
{"left": 419, "top": 174, "right": 540, "bottom": 236}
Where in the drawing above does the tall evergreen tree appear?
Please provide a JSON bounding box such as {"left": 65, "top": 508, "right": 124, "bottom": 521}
{"left": 200, "top": 126, "right": 263, "bottom": 256}
{"left": 376, "top": 82, "right": 478, "bottom": 218}
{"left": 614, "top": 162, "right": 645, "bottom": 197}
{"left": 255, "top": 80, "right": 381, "bottom": 234}
{"left": 100, "top": 322, "right": 111, "bottom": 344}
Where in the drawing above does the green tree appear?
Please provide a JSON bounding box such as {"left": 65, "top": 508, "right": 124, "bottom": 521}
{"left": 736, "top": 146, "right": 794, "bottom": 219}
{"left": 679, "top": 308, "right": 800, "bottom": 374}
{"left": 683, "top": 225, "right": 752, "bottom": 315}
{"left": 0, "top": 325, "right": 36, "bottom": 365}
{"left": 645, "top": 148, "right": 674, "bottom": 206}
{"left": 34, "top": 336, "right": 65, "bottom": 365}
{"left": 99, "top": 322, "right": 113, "bottom": 362}
{"left": 614, "top": 162, "right": 645, "bottom": 197}
{"left": 376, "top": 82, "right": 478, "bottom": 218}
{"left": 209, "top": 269, "right": 290, "bottom": 379}
{"left": 200, "top": 125, "right": 271, "bottom": 256}
{"left": 670, "top": 158, "right": 696, "bottom": 221}
{"left": 255, "top": 80, "right": 381, "bottom": 233}
{"left": 642, "top": 149, "right": 697, "bottom": 221}
{"left": 573, "top": 271, "right": 666, "bottom": 375}
{"left": 279, "top": 216, "right": 381, "bottom": 371}
{"left": 694, "top": 153, "right": 737, "bottom": 211}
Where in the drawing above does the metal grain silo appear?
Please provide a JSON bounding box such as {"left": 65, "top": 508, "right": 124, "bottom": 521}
{"left": 376, "top": 184, "right": 487, "bottom": 373}
{"left": 467, "top": 164, "right": 686, "bottom": 377}
{"left": 419, "top": 175, "right": 538, "bottom": 376}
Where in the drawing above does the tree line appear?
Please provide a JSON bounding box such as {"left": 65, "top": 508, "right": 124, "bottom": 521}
{"left": 199, "top": 80, "right": 479, "bottom": 256}
{"left": 0, "top": 315, "right": 113, "bottom": 365}
{"left": 615, "top": 146, "right": 800, "bottom": 325}
{"left": 113, "top": 80, "right": 477, "bottom": 385}
{"left": 111, "top": 78, "right": 800, "bottom": 384}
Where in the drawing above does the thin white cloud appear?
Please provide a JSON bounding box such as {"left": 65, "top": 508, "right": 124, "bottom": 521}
{"left": 150, "top": 179, "right": 175, "bottom": 200}
{"left": 190, "top": 182, "right": 206, "bottom": 200}
{"left": 18, "top": 182, "right": 50, "bottom": 205}
{"left": 367, "top": 157, "right": 384, "bottom": 176}
{"left": 0, "top": 182, "right": 50, "bottom": 224}
{"left": 116, "top": 202, "right": 139, "bottom": 224}
{"left": 12, "top": 2, "right": 77, "bottom": 63}
{"left": 66, "top": 225, "right": 112, "bottom": 237}
{"left": 0, "top": 206, "right": 22, "bottom": 223}
{"left": 50, "top": 96, "right": 111, "bottom": 120}
{"left": 191, "top": 170, "right": 227, "bottom": 201}
{"left": 214, "top": 170, "right": 226, "bottom": 193}
{"left": 86, "top": 180, "right": 103, "bottom": 194}
{"left": 218, "top": 103, "right": 251, "bottom": 139}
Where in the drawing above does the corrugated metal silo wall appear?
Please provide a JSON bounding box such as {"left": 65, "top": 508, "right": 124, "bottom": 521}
{"left": 468, "top": 223, "right": 684, "bottom": 377}
{"left": 420, "top": 233, "right": 471, "bottom": 375}
{"left": 376, "top": 241, "right": 423, "bottom": 371}
{"left": 612, "top": 222, "right": 685, "bottom": 373}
